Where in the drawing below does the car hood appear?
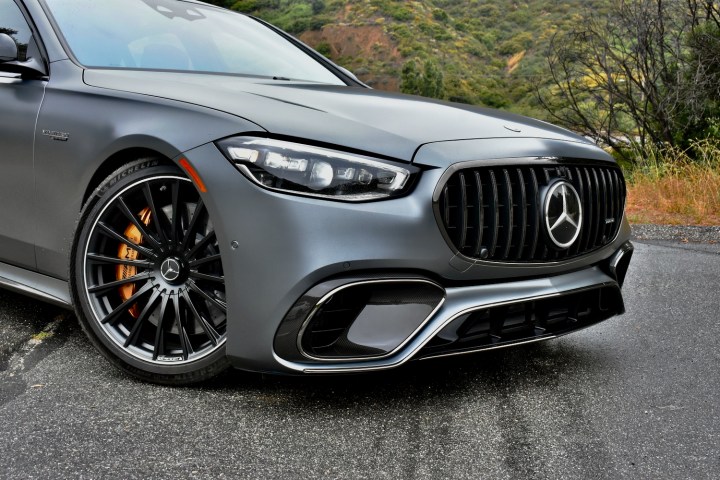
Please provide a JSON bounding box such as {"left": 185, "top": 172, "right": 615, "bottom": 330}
{"left": 84, "top": 70, "right": 592, "bottom": 162}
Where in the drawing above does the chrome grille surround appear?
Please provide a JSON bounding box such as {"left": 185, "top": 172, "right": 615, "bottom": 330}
{"left": 434, "top": 158, "right": 626, "bottom": 263}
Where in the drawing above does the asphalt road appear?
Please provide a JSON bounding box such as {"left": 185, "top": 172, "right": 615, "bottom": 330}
{"left": 1, "top": 238, "right": 719, "bottom": 479}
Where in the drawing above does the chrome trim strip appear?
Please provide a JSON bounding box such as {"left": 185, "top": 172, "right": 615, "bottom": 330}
{"left": 272, "top": 267, "right": 619, "bottom": 374}
{"left": 607, "top": 240, "right": 634, "bottom": 288}
{"left": 0, "top": 260, "right": 72, "bottom": 308}
{"left": 431, "top": 157, "right": 617, "bottom": 203}
{"left": 431, "top": 157, "right": 626, "bottom": 267}
{"left": 418, "top": 336, "right": 559, "bottom": 361}
{"left": 297, "top": 278, "right": 446, "bottom": 362}
{"left": 302, "top": 293, "right": 566, "bottom": 374}
{"left": 0, "top": 274, "right": 70, "bottom": 308}
{"left": 609, "top": 241, "right": 634, "bottom": 277}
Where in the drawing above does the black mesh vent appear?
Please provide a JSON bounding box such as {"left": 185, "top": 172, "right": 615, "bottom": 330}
{"left": 437, "top": 163, "right": 626, "bottom": 262}
{"left": 417, "top": 285, "right": 624, "bottom": 359}
{"left": 301, "top": 283, "right": 444, "bottom": 359}
{"left": 301, "top": 287, "right": 377, "bottom": 358}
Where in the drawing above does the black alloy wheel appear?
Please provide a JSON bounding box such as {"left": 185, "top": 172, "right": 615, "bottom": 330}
{"left": 72, "top": 160, "right": 230, "bottom": 384}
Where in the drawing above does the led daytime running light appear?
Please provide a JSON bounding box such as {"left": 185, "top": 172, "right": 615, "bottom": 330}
{"left": 217, "top": 137, "right": 418, "bottom": 201}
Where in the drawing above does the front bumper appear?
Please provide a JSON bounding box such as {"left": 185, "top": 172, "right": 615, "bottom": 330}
{"left": 181, "top": 139, "right": 633, "bottom": 374}
{"left": 272, "top": 255, "right": 629, "bottom": 373}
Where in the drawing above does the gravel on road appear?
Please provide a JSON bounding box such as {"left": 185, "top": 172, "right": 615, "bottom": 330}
{"left": 631, "top": 224, "right": 720, "bottom": 244}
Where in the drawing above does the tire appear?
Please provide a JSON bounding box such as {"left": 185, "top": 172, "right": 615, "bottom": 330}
{"left": 70, "top": 159, "right": 230, "bottom": 385}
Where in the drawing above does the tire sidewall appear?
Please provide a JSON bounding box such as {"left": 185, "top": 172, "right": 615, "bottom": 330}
{"left": 70, "top": 159, "right": 228, "bottom": 382}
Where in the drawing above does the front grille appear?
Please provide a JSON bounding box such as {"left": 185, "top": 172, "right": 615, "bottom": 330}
{"left": 437, "top": 163, "right": 626, "bottom": 262}
{"left": 417, "top": 285, "right": 624, "bottom": 359}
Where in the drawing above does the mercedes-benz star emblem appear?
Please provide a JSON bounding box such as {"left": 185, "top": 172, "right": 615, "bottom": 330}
{"left": 544, "top": 181, "right": 583, "bottom": 249}
{"left": 160, "top": 258, "right": 181, "bottom": 282}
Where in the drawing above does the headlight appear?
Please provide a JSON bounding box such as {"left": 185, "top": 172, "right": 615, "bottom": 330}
{"left": 216, "top": 137, "right": 420, "bottom": 201}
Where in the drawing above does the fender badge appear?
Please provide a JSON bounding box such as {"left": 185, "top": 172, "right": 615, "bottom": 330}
{"left": 42, "top": 129, "right": 70, "bottom": 142}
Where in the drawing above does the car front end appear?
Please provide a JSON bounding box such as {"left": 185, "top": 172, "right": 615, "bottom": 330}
{"left": 182, "top": 132, "right": 633, "bottom": 374}
{"left": 7, "top": 0, "right": 633, "bottom": 383}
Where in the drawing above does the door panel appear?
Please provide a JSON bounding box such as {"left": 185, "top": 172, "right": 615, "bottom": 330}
{"left": 0, "top": 0, "right": 46, "bottom": 269}
{"left": 0, "top": 74, "right": 44, "bottom": 269}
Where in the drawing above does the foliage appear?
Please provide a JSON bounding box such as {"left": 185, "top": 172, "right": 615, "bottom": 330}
{"left": 400, "top": 59, "right": 444, "bottom": 99}
{"left": 625, "top": 139, "right": 720, "bottom": 225}
{"left": 538, "top": 0, "right": 720, "bottom": 159}
{"left": 204, "top": 0, "right": 609, "bottom": 116}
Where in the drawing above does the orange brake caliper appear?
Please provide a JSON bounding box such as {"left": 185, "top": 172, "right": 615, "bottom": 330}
{"left": 117, "top": 207, "right": 152, "bottom": 318}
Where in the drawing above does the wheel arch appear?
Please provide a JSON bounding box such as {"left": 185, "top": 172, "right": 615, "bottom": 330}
{"left": 82, "top": 144, "right": 178, "bottom": 208}
{"left": 80, "top": 130, "right": 191, "bottom": 208}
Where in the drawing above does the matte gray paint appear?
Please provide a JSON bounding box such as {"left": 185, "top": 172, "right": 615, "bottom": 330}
{"left": 82, "top": 69, "right": 590, "bottom": 162}
{"left": 0, "top": 0, "right": 632, "bottom": 375}
{"left": 0, "top": 73, "right": 45, "bottom": 270}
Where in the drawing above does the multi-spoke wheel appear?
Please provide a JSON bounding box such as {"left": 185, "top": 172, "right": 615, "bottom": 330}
{"left": 72, "top": 160, "right": 230, "bottom": 384}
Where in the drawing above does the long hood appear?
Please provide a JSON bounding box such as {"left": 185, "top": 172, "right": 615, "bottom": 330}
{"left": 83, "top": 70, "right": 591, "bottom": 162}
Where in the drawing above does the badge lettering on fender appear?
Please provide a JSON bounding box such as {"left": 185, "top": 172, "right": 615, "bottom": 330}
{"left": 42, "top": 129, "right": 70, "bottom": 141}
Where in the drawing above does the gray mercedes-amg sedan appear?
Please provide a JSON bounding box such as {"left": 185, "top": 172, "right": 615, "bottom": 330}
{"left": 0, "top": 0, "right": 633, "bottom": 384}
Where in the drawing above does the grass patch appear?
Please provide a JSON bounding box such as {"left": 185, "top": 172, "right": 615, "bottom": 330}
{"left": 31, "top": 331, "right": 54, "bottom": 342}
{"left": 624, "top": 139, "right": 720, "bottom": 225}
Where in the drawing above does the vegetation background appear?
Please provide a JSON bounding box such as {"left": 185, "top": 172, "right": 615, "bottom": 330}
{"left": 205, "top": 0, "right": 719, "bottom": 225}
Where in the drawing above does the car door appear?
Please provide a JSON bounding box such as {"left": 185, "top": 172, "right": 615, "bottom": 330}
{"left": 0, "top": 0, "right": 46, "bottom": 270}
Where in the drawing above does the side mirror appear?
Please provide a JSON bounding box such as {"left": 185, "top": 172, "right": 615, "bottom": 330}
{"left": 0, "top": 33, "right": 18, "bottom": 62}
{"left": 0, "top": 33, "right": 46, "bottom": 77}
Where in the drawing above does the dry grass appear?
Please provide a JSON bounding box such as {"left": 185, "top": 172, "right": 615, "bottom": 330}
{"left": 624, "top": 139, "right": 720, "bottom": 226}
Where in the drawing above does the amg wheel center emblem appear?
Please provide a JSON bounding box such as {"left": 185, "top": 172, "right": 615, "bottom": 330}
{"left": 160, "top": 258, "right": 182, "bottom": 282}
{"left": 544, "top": 181, "right": 583, "bottom": 249}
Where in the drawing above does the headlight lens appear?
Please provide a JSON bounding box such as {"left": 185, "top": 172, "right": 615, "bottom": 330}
{"left": 216, "top": 137, "right": 419, "bottom": 201}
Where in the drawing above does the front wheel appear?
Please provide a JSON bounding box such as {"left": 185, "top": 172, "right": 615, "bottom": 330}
{"left": 71, "top": 160, "right": 230, "bottom": 384}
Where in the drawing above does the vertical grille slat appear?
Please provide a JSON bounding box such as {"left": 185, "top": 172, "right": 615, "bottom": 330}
{"left": 438, "top": 162, "right": 625, "bottom": 263}
{"left": 528, "top": 168, "right": 540, "bottom": 260}
{"left": 488, "top": 169, "right": 500, "bottom": 257}
{"left": 591, "top": 169, "right": 602, "bottom": 248}
{"left": 612, "top": 169, "right": 624, "bottom": 234}
{"left": 570, "top": 167, "right": 585, "bottom": 257}
{"left": 598, "top": 168, "right": 609, "bottom": 244}
{"left": 583, "top": 168, "right": 595, "bottom": 252}
{"left": 619, "top": 171, "right": 626, "bottom": 225}
{"left": 472, "top": 171, "right": 485, "bottom": 257}
{"left": 515, "top": 168, "right": 527, "bottom": 260}
{"left": 501, "top": 169, "right": 514, "bottom": 260}
{"left": 458, "top": 172, "right": 468, "bottom": 251}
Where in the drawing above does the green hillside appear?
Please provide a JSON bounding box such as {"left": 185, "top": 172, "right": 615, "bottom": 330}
{"left": 205, "top": 0, "right": 610, "bottom": 119}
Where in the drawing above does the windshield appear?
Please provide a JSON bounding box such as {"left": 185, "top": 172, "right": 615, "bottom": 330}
{"left": 43, "top": 0, "right": 344, "bottom": 84}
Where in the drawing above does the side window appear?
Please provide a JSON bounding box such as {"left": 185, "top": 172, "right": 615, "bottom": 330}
{"left": 0, "top": 0, "right": 33, "bottom": 61}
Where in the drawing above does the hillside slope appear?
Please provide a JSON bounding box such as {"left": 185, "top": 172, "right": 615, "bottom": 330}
{"left": 208, "top": 0, "right": 609, "bottom": 118}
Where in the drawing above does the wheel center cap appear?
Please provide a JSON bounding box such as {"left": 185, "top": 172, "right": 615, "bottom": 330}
{"left": 160, "top": 257, "right": 182, "bottom": 283}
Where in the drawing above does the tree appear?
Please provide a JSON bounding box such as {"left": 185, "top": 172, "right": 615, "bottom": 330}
{"left": 400, "top": 59, "right": 421, "bottom": 95}
{"left": 538, "top": 0, "right": 720, "bottom": 159}
{"left": 401, "top": 59, "right": 444, "bottom": 99}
